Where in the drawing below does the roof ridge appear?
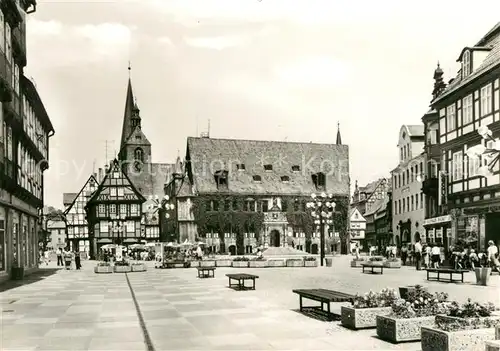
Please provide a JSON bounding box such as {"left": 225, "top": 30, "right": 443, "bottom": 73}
{"left": 187, "top": 136, "right": 347, "bottom": 147}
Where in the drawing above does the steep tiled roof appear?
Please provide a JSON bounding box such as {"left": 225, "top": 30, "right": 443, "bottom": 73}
{"left": 363, "top": 196, "right": 386, "bottom": 217}
{"left": 406, "top": 125, "right": 424, "bottom": 137}
{"left": 359, "top": 179, "right": 380, "bottom": 194}
{"left": 63, "top": 193, "right": 78, "bottom": 207}
{"left": 126, "top": 163, "right": 175, "bottom": 199}
{"left": 186, "top": 137, "right": 349, "bottom": 196}
{"left": 433, "top": 22, "right": 500, "bottom": 103}
{"left": 63, "top": 175, "right": 99, "bottom": 215}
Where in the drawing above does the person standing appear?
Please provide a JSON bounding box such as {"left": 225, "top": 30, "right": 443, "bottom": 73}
{"left": 431, "top": 244, "right": 441, "bottom": 269}
{"left": 487, "top": 240, "right": 500, "bottom": 274}
{"left": 414, "top": 240, "right": 422, "bottom": 270}
{"left": 56, "top": 248, "right": 63, "bottom": 266}
{"left": 74, "top": 250, "right": 81, "bottom": 270}
{"left": 424, "top": 244, "right": 431, "bottom": 269}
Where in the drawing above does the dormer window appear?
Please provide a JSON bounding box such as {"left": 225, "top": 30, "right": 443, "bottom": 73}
{"left": 312, "top": 172, "right": 326, "bottom": 190}
{"left": 292, "top": 165, "right": 300, "bottom": 172}
{"left": 214, "top": 170, "right": 228, "bottom": 189}
{"left": 236, "top": 163, "right": 246, "bottom": 171}
{"left": 281, "top": 176, "right": 290, "bottom": 182}
{"left": 462, "top": 50, "right": 471, "bottom": 78}
{"left": 264, "top": 164, "right": 273, "bottom": 171}
{"left": 252, "top": 175, "right": 261, "bottom": 182}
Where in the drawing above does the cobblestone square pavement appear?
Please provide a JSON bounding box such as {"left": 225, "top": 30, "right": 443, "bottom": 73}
{"left": 1, "top": 256, "right": 499, "bottom": 350}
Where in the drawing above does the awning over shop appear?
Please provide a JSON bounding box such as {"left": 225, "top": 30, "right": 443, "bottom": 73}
{"left": 97, "top": 238, "right": 112, "bottom": 244}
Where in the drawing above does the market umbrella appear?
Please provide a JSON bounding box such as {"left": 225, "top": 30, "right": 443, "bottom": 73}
{"left": 144, "top": 243, "right": 156, "bottom": 247}
{"left": 180, "top": 239, "right": 193, "bottom": 246}
{"left": 130, "top": 244, "right": 145, "bottom": 250}
{"left": 101, "top": 244, "right": 116, "bottom": 250}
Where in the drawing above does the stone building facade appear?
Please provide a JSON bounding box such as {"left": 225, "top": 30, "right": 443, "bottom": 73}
{"left": 166, "top": 131, "right": 350, "bottom": 255}
{"left": 391, "top": 125, "right": 426, "bottom": 247}
{"left": 0, "top": 1, "right": 55, "bottom": 283}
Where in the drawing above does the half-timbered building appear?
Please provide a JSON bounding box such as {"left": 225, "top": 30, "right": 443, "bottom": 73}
{"left": 431, "top": 22, "right": 500, "bottom": 251}
{"left": 62, "top": 175, "right": 98, "bottom": 254}
{"left": 85, "top": 160, "right": 145, "bottom": 258}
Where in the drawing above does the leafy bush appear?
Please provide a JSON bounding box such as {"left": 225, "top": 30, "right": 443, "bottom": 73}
{"left": 369, "top": 256, "right": 384, "bottom": 262}
{"left": 131, "top": 262, "right": 144, "bottom": 266}
{"left": 233, "top": 256, "right": 250, "bottom": 261}
{"left": 114, "top": 260, "right": 130, "bottom": 266}
{"left": 391, "top": 285, "right": 449, "bottom": 318}
{"left": 447, "top": 299, "right": 495, "bottom": 318}
{"left": 304, "top": 256, "right": 316, "bottom": 261}
{"left": 97, "top": 262, "right": 111, "bottom": 267}
{"left": 352, "top": 288, "right": 399, "bottom": 309}
{"left": 250, "top": 256, "right": 265, "bottom": 261}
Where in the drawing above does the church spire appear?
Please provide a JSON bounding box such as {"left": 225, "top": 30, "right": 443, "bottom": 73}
{"left": 336, "top": 121, "right": 342, "bottom": 145}
{"left": 120, "top": 66, "right": 141, "bottom": 152}
{"left": 432, "top": 62, "right": 446, "bottom": 101}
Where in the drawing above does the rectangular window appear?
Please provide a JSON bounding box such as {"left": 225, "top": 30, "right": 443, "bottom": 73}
{"left": 117, "top": 188, "right": 124, "bottom": 197}
{"left": 411, "top": 196, "right": 414, "bottom": 211}
{"left": 0, "top": 219, "right": 4, "bottom": 271}
{"left": 5, "top": 23, "right": 11, "bottom": 64}
{"left": 416, "top": 194, "right": 419, "bottom": 209}
{"left": 463, "top": 94, "right": 473, "bottom": 124}
{"left": 468, "top": 155, "right": 480, "bottom": 177}
{"left": 462, "top": 51, "right": 470, "bottom": 77}
{"left": 110, "top": 187, "right": 117, "bottom": 197}
{"left": 452, "top": 151, "right": 463, "bottom": 180}
{"left": 7, "top": 126, "right": 12, "bottom": 160}
{"left": 439, "top": 117, "right": 446, "bottom": 136}
{"left": 420, "top": 193, "right": 424, "bottom": 209}
{"left": 98, "top": 204, "right": 106, "bottom": 215}
{"left": 13, "top": 64, "right": 19, "bottom": 94}
{"left": 101, "top": 222, "right": 108, "bottom": 233}
{"left": 126, "top": 221, "right": 135, "bottom": 232}
{"left": 109, "top": 204, "right": 116, "bottom": 213}
{"left": 446, "top": 105, "right": 456, "bottom": 132}
{"left": 0, "top": 11, "right": 4, "bottom": 53}
{"left": 130, "top": 204, "right": 138, "bottom": 215}
{"left": 120, "top": 204, "right": 127, "bottom": 215}
{"left": 402, "top": 198, "right": 406, "bottom": 212}
{"left": 481, "top": 84, "right": 493, "bottom": 116}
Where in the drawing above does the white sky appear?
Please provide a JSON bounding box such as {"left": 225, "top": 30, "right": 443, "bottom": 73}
{"left": 26, "top": 0, "right": 500, "bottom": 207}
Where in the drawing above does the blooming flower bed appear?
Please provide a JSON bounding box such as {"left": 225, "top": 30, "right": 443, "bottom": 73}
{"left": 341, "top": 288, "right": 398, "bottom": 329}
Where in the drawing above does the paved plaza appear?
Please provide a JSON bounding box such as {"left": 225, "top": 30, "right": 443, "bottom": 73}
{"left": 1, "top": 256, "right": 499, "bottom": 351}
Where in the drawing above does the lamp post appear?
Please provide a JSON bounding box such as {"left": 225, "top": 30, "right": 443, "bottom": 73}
{"left": 306, "top": 192, "right": 335, "bottom": 266}
{"left": 465, "top": 126, "right": 500, "bottom": 177}
{"left": 148, "top": 195, "right": 175, "bottom": 242}
{"left": 109, "top": 221, "right": 123, "bottom": 245}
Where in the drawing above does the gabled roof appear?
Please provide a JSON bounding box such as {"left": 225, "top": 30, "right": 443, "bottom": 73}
{"left": 433, "top": 22, "right": 500, "bottom": 103}
{"left": 63, "top": 193, "right": 78, "bottom": 207}
{"left": 127, "top": 163, "right": 175, "bottom": 198}
{"left": 186, "top": 137, "right": 349, "bottom": 196}
{"left": 350, "top": 207, "right": 366, "bottom": 222}
{"left": 87, "top": 159, "right": 146, "bottom": 205}
{"left": 405, "top": 125, "right": 424, "bottom": 137}
{"left": 63, "top": 175, "right": 99, "bottom": 215}
{"left": 363, "top": 195, "right": 386, "bottom": 217}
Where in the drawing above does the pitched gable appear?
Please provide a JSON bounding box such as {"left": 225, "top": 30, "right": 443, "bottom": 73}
{"left": 63, "top": 175, "right": 99, "bottom": 217}
{"left": 88, "top": 159, "right": 146, "bottom": 204}
{"left": 350, "top": 208, "right": 365, "bottom": 222}
{"left": 124, "top": 125, "right": 151, "bottom": 147}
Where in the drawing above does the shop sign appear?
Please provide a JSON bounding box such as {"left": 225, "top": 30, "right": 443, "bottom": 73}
{"left": 423, "top": 215, "right": 451, "bottom": 226}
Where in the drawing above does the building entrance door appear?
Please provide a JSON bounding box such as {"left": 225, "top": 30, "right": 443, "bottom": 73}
{"left": 270, "top": 230, "right": 280, "bottom": 247}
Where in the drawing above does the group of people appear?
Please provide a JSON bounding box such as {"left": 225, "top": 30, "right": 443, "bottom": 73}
{"left": 361, "top": 240, "right": 500, "bottom": 273}
{"left": 39, "top": 248, "right": 82, "bottom": 270}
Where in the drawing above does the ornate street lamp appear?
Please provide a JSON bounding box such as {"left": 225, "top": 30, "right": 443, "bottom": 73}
{"left": 147, "top": 195, "right": 175, "bottom": 241}
{"left": 306, "top": 192, "right": 336, "bottom": 266}
{"left": 109, "top": 220, "right": 123, "bottom": 245}
{"left": 465, "top": 126, "right": 500, "bottom": 177}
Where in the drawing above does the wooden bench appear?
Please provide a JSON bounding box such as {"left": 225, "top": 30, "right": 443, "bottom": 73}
{"left": 362, "top": 262, "right": 384, "bottom": 274}
{"left": 426, "top": 268, "right": 468, "bottom": 283}
{"left": 226, "top": 273, "right": 259, "bottom": 290}
{"left": 292, "top": 289, "right": 355, "bottom": 321}
{"left": 197, "top": 267, "right": 215, "bottom": 278}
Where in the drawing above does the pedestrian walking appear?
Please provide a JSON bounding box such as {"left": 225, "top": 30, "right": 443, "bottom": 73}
{"left": 487, "top": 240, "right": 500, "bottom": 274}
{"left": 56, "top": 248, "right": 63, "bottom": 266}
{"left": 63, "top": 249, "right": 72, "bottom": 270}
{"left": 74, "top": 250, "right": 81, "bottom": 270}
{"left": 431, "top": 244, "right": 441, "bottom": 269}
{"left": 414, "top": 240, "right": 422, "bottom": 270}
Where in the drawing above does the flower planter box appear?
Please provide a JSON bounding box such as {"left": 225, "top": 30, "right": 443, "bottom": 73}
{"left": 113, "top": 265, "right": 131, "bottom": 273}
{"left": 131, "top": 264, "right": 147, "bottom": 272}
{"left": 421, "top": 326, "right": 495, "bottom": 351}
{"left": 435, "top": 315, "right": 500, "bottom": 326}
{"left": 399, "top": 286, "right": 427, "bottom": 300}
{"left": 350, "top": 260, "right": 365, "bottom": 268}
{"left": 304, "top": 260, "right": 318, "bottom": 267}
{"left": 475, "top": 267, "right": 492, "bottom": 286}
{"left": 200, "top": 260, "right": 216, "bottom": 268}
{"left": 249, "top": 260, "right": 268, "bottom": 268}
{"left": 232, "top": 261, "right": 249, "bottom": 268}
{"left": 267, "top": 259, "right": 286, "bottom": 267}
{"left": 341, "top": 306, "right": 392, "bottom": 329}
{"left": 286, "top": 259, "right": 304, "bottom": 267}
{"left": 190, "top": 261, "right": 200, "bottom": 268}
{"left": 216, "top": 260, "right": 232, "bottom": 267}
{"left": 486, "top": 340, "right": 500, "bottom": 351}
{"left": 376, "top": 315, "right": 435, "bottom": 343}
{"left": 384, "top": 260, "right": 402, "bottom": 268}
{"left": 94, "top": 265, "right": 113, "bottom": 274}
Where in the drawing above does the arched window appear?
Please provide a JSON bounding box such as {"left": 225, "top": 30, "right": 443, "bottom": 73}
{"left": 134, "top": 148, "right": 144, "bottom": 162}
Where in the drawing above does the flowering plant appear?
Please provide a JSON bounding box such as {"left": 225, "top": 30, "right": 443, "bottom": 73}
{"left": 304, "top": 256, "right": 316, "bottom": 261}
{"left": 437, "top": 318, "right": 500, "bottom": 332}
{"left": 352, "top": 288, "right": 399, "bottom": 309}
{"left": 447, "top": 299, "right": 496, "bottom": 318}
{"left": 233, "top": 256, "right": 250, "bottom": 261}
{"left": 369, "top": 256, "right": 384, "bottom": 262}
{"left": 391, "top": 285, "right": 449, "bottom": 318}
